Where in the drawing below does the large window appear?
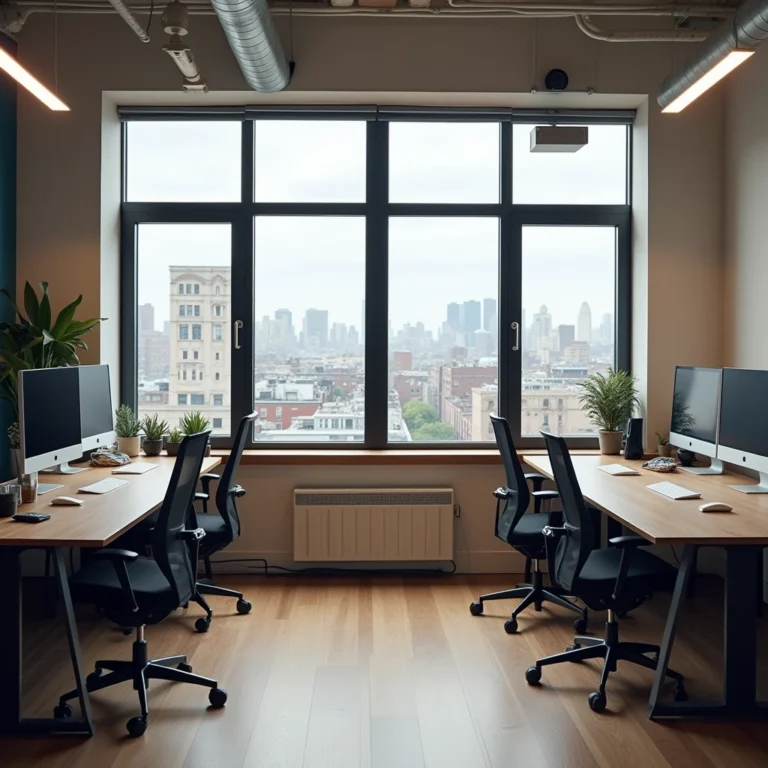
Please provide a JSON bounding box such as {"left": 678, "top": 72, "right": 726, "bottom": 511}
{"left": 122, "top": 114, "right": 631, "bottom": 449}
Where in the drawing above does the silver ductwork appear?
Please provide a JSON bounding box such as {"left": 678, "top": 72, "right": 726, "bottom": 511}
{"left": 209, "top": 0, "right": 290, "bottom": 93}
{"left": 657, "top": 0, "right": 768, "bottom": 109}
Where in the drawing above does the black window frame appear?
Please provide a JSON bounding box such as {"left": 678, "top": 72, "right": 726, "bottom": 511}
{"left": 121, "top": 109, "right": 632, "bottom": 451}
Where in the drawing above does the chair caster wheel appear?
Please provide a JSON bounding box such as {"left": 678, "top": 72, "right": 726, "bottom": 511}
{"left": 121, "top": 627, "right": 132, "bottom": 636}
{"left": 237, "top": 598, "right": 252, "bottom": 615}
{"left": 178, "top": 662, "right": 193, "bottom": 673}
{"left": 504, "top": 617, "right": 518, "bottom": 634}
{"left": 86, "top": 669, "right": 103, "bottom": 687}
{"left": 675, "top": 685, "right": 688, "bottom": 702}
{"left": 588, "top": 692, "right": 607, "bottom": 713}
{"left": 209, "top": 687, "right": 228, "bottom": 708}
{"left": 525, "top": 666, "right": 542, "bottom": 685}
{"left": 126, "top": 715, "right": 148, "bottom": 737}
{"left": 53, "top": 702, "right": 72, "bottom": 719}
{"left": 573, "top": 616, "right": 588, "bottom": 634}
{"left": 195, "top": 617, "right": 211, "bottom": 633}
{"left": 469, "top": 601, "right": 483, "bottom": 616}
{"left": 566, "top": 643, "right": 581, "bottom": 655}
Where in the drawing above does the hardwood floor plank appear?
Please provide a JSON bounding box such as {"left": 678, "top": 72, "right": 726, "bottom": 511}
{"left": 370, "top": 715, "right": 425, "bottom": 768}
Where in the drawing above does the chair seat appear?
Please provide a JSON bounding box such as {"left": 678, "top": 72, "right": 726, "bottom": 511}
{"left": 508, "top": 513, "right": 549, "bottom": 543}
{"left": 578, "top": 547, "right": 676, "bottom": 595}
{"left": 70, "top": 557, "right": 183, "bottom": 620}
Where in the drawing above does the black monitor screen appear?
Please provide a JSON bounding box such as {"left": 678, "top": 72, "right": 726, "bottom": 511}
{"left": 671, "top": 366, "right": 720, "bottom": 445}
{"left": 719, "top": 368, "right": 768, "bottom": 457}
{"left": 20, "top": 367, "right": 81, "bottom": 458}
{"left": 79, "top": 365, "right": 113, "bottom": 439}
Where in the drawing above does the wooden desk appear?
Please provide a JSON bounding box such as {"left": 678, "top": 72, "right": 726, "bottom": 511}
{"left": 0, "top": 455, "right": 221, "bottom": 737}
{"left": 523, "top": 453, "right": 768, "bottom": 721}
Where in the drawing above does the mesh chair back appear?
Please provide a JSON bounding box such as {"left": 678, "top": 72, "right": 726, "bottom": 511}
{"left": 541, "top": 431, "right": 594, "bottom": 592}
{"left": 152, "top": 431, "right": 210, "bottom": 607}
{"left": 214, "top": 412, "right": 257, "bottom": 540}
{"left": 490, "top": 415, "right": 531, "bottom": 543}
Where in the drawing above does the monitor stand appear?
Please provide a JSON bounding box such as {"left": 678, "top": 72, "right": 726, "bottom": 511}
{"left": 729, "top": 471, "right": 768, "bottom": 494}
{"left": 42, "top": 462, "right": 88, "bottom": 475}
{"left": 679, "top": 458, "right": 724, "bottom": 476}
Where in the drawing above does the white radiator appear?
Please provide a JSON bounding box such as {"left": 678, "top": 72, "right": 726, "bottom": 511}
{"left": 293, "top": 488, "right": 454, "bottom": 562}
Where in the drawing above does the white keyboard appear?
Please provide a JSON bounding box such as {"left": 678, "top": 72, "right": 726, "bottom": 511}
{"left": 79, "top": 478, "right": 130, "bottom": 495}
{"left": 647, "top": 481, "right": 701, "bottom": 500}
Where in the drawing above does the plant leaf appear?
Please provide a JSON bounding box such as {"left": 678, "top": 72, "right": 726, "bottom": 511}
{"left": 23, "top": 282, "right": 39, "bottom": 326}
{"left": 50, "top": 295, "right": 83, "bottom": 338}
{"left": 37, "top": 283, "right": 51, "bottom": 331}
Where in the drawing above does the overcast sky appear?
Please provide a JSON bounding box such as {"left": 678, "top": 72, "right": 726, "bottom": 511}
{"left": 129, "top": 121, "right": 626, "bottom": 334}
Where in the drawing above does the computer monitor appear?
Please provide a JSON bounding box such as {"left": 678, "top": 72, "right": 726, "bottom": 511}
{"left": 18, "top": 367, "right": 84, "bottom": 475}
{"left": 717, "top": 368, "right": 768, "bottom": 493}
{"left": 669, "top": 366, "right": 723, "bottom": 474}
{"left": 79, "top": 364, "right": 115, "bottom": 452}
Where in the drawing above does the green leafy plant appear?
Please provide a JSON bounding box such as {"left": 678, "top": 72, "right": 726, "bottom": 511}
{"left": 656, "top": 432, "right": 669, "bottom": 446}
{"left": 115, "top": 405, "right": 141, "bottom": 438}
{"left": 0, "top": 282, "right": 103, "bottom": 424}
{"left": 579, "top": 369, "right": 639, "bottom": 433}
{"left": 167, "top": 428, "right": 183, "bottom": 444}
{"left": 180, "top": 411, "right": 211, "bottom": 435}
{"left": 141, "top": 414, "right": 169, "bottom": 441}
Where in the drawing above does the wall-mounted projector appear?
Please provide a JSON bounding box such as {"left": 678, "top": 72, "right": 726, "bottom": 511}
{"left": 530, "top": 126, "right": 588, "bottom": 153}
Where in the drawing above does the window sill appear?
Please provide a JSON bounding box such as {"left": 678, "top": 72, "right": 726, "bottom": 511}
{"left": 211, "top": 448, "right": 602, "bottom": 466}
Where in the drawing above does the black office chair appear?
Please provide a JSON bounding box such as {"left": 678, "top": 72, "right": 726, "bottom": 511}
{"left": 524, "top": 431, "right": 687, "bottom": 712}
{"left": 469, "top": 415, "right": 587, "bottom": 634}
{"left": 54, "top": 431, "right": 228, "bottom": 737}
{"left": 189, "top": 412, "right": 256, "bottom": 633}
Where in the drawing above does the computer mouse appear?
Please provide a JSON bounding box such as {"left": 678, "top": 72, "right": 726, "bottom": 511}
{"left": 51, "top": 496, "right": 84, "bottom": 507}
{"left": 698, "top": 502, "right": 733, "bottom": 513}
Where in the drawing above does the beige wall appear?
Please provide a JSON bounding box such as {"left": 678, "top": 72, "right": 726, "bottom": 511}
{"left": 724, "top": 43, "right": 768, "bottom": 369}
{"left": 15, "top": 14, "right": 726, "bottom": 571}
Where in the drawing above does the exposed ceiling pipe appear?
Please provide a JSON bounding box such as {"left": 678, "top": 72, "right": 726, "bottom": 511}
{"left": 107, "top": 0, "right": 150, "bottom": 41}
{"left": 576, "top": 14, "right": 708, "bottom": 42}
{"left": 448, "top": 1, "right": 733, "bottom": 14}
{"left": 209, "top": 0, "right": 290, "bottom": 92}
{"left": 658, "top": 0, "right": 768, "bottom": 109}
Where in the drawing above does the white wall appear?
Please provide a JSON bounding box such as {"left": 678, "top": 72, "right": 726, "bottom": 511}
{"left": 14, "top": 14, "right": 726, "bottom": 571}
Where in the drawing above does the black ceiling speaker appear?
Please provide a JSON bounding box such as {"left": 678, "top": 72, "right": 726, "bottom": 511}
{"left": 544, "top": 69, "right": 569, "bottom": 91}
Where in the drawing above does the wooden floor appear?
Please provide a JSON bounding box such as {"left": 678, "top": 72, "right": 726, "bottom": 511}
{"left": 5, "top": 575, "right": 768, "bottom": 767}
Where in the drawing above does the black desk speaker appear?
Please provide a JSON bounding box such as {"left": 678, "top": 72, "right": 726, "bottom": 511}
{"left": 623, "top": 418, "right": 644, "bottom": 460}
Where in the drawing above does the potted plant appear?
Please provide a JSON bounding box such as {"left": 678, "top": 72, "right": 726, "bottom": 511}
{"left": 0, "top": 282, "right": 102, "bottom": 478}
{"left": 656, "top": 432, "right": 672, "bottom": 458}
{"left": 115, "top": 405, "right": 142, "bottom": 457}
{"left": 180, "top": 411, "right": 211, "bottom": 456}
{"left": 579, "top": 369, "right": 639, "bottom": 455}
{"left": 141, "top": 414, "right": 169, "bottom": 457}
{"left": 166, "top": 428, "right": 183, "bottom": 457}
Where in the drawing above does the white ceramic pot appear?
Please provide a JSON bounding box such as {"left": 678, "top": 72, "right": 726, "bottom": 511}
{"left": 598, "top": 430, "right": 623, "bottom": 455}
{"left": 117, "top": 436, "right": 141, "bottom": 458}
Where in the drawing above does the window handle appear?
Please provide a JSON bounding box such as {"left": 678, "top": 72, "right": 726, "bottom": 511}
{"left": 511, "top": 321, "right": 520, "bottom": 352}
{"left": 234, "top": 320, "right": 243, "bottom": 350}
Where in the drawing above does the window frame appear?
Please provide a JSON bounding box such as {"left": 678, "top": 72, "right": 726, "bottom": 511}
{"left": 121, "top": 113, "right": 631, "bottom": 450}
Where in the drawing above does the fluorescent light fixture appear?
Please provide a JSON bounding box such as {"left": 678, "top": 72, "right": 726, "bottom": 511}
{"left": 0, "top": 48, "right": 69, "bottom": 111}
{"left": 662, "top": 50, "right": 754, "bottom": 114}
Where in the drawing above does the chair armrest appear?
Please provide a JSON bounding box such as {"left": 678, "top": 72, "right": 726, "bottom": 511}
{"left": 89, "top": 548, "right": 139, "bottom": 562}
{"left": 524, "top": 472, "right": 548, "bottom": 493}
{"left": 88, "top": 549, "right": 139, "bottom": 612}
{"left": 200, "top": 473, "right": 220, "bottom": 484}
{"left": 493, "top": 487, "right": 512, "bottom": 500}
{"left": 229, "top": 484, "right": 246, "bottom": 499}
{"left": 179, "top": 527, "right": 206, "bottom": 543}
{"left": 532, "top": 490, "right": 559, "bottom": 501}
{"left": 609, "top": 535, "right": 651, "bottom": 549}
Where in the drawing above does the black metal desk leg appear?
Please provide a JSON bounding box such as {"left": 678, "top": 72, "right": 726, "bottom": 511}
{"left": 724, "top": 546, "right": 759, "bottom": 706}
{"left": 0, "top": 547, "right": 22, "bottom": 729}
{"left": 648, "top": 544, "right": 696, "bottom": 718}
{"left": 52, "top": 548, "right": 93, "bottom": 735}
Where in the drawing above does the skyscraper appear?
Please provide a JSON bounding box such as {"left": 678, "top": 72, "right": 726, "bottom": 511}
{"left": 600, "top": 313, "right": 613, "bottom": 345}
{"left": 447, "top": 302, "right": 461, "bottom": 333}
{"left": 303, "top": 309, "right": 329, "bottom": 348}
{"left": 361, "top": 299, "right": 366, "bottom": 345}
{"left": 557, "top": 324, "right": 575, "bottom": 352}
{"left": 460, "top": 300, "right": 481, "bottom": 346}
{"left": 274, "top": 308, "right": 294, "bottom": 342}
{"left": 139, "top": 303, "right": 155, "bottom": 334}
{"left": 577, "top": 301, "right": 592, "bottom": 343}
{"left": 532, "top": 305, "right": 552, "bottom": 354}
{"left": 483, "top": 298, "right": 497, "bottom": 334}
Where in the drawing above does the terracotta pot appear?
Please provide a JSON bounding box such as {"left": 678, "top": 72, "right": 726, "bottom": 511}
{"left": 598, "top": 430, "right": 623, "bottom": 455}
{"left": 142, "top": 439, "right": 163, "bottom": 457}
{"left": 117, "top": 436, "right": 141, "bottom": 458}
{"left": 657, "top": 444, "right": 672, "bottom": 458}
{"left": 166, "top": 441, "right": 181, "bottom": 457}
